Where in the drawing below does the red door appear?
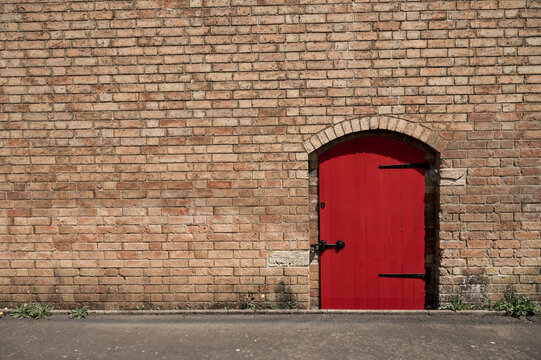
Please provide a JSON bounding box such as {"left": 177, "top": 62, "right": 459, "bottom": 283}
{"left": 319, "top": 136, "right": 426, "bottom": 309}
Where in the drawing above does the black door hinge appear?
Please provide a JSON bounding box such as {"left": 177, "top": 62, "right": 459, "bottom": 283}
{"left": 378, "top": 161, "right": 429, "bottom": 170}
{"left": 378, "top": 269, "right": 431, "bottom": 282}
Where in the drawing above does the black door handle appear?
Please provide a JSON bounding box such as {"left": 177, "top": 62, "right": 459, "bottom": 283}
{"left": 311, "top": 240, "right": 345, "bottom": 253}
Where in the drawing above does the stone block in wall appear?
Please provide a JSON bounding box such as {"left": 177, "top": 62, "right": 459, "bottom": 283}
{"left": 268, "top": 251, "right": 309, "bottom": 268}
{"left": 440, "top": 168, "right": 467, "bottom": 186}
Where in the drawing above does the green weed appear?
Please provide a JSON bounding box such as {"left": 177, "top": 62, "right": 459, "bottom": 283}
{"left": 441, "top": 295, "right": 475, "bottom": 311}
{"left": 241, "top": 294, "right": 256, "bottom": 310}
{"left": 11, "top": 303, "right": 53, "bottom": 319}
{"left": 490, "top": 292, "right": 541, "bottom": 318}
{"left": 68, "top": 306, "right": 90, "bottom": 319}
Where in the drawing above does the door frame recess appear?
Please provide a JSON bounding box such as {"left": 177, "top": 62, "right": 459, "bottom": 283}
{"left": 306, "top": 120, "right": 444, "bottom": 309}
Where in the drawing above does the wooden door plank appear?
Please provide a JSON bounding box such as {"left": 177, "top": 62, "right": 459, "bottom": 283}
{"left": 342, "top": 142, "right": 359, "bottom": 309}
{"left": 319, "top": 149, "right": 332, "bottom": 309}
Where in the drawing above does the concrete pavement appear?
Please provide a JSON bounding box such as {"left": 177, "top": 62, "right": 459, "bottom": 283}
{"left": 1, "top": 313, "right": 539, "bottom": 359}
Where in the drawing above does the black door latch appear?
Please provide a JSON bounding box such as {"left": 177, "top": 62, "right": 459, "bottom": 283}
{"left": 311, "top": 240, "right": 345, "bottom": 253}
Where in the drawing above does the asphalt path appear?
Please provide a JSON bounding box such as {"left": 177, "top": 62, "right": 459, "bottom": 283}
{"left": 1, "top": 314, "right": 539, "bottom": 359}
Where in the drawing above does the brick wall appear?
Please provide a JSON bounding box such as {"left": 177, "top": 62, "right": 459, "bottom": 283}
{"left": 0, "top": 0, "right": 539, "bottom": 309}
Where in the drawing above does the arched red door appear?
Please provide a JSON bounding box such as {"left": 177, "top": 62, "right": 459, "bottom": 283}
{"left": 319, "top": 136, "right": 427, "bottom": 309}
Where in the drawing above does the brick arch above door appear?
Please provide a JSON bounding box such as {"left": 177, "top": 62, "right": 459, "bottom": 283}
{"left": 302, "top": 116, "right": 448, "bottom": 155}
